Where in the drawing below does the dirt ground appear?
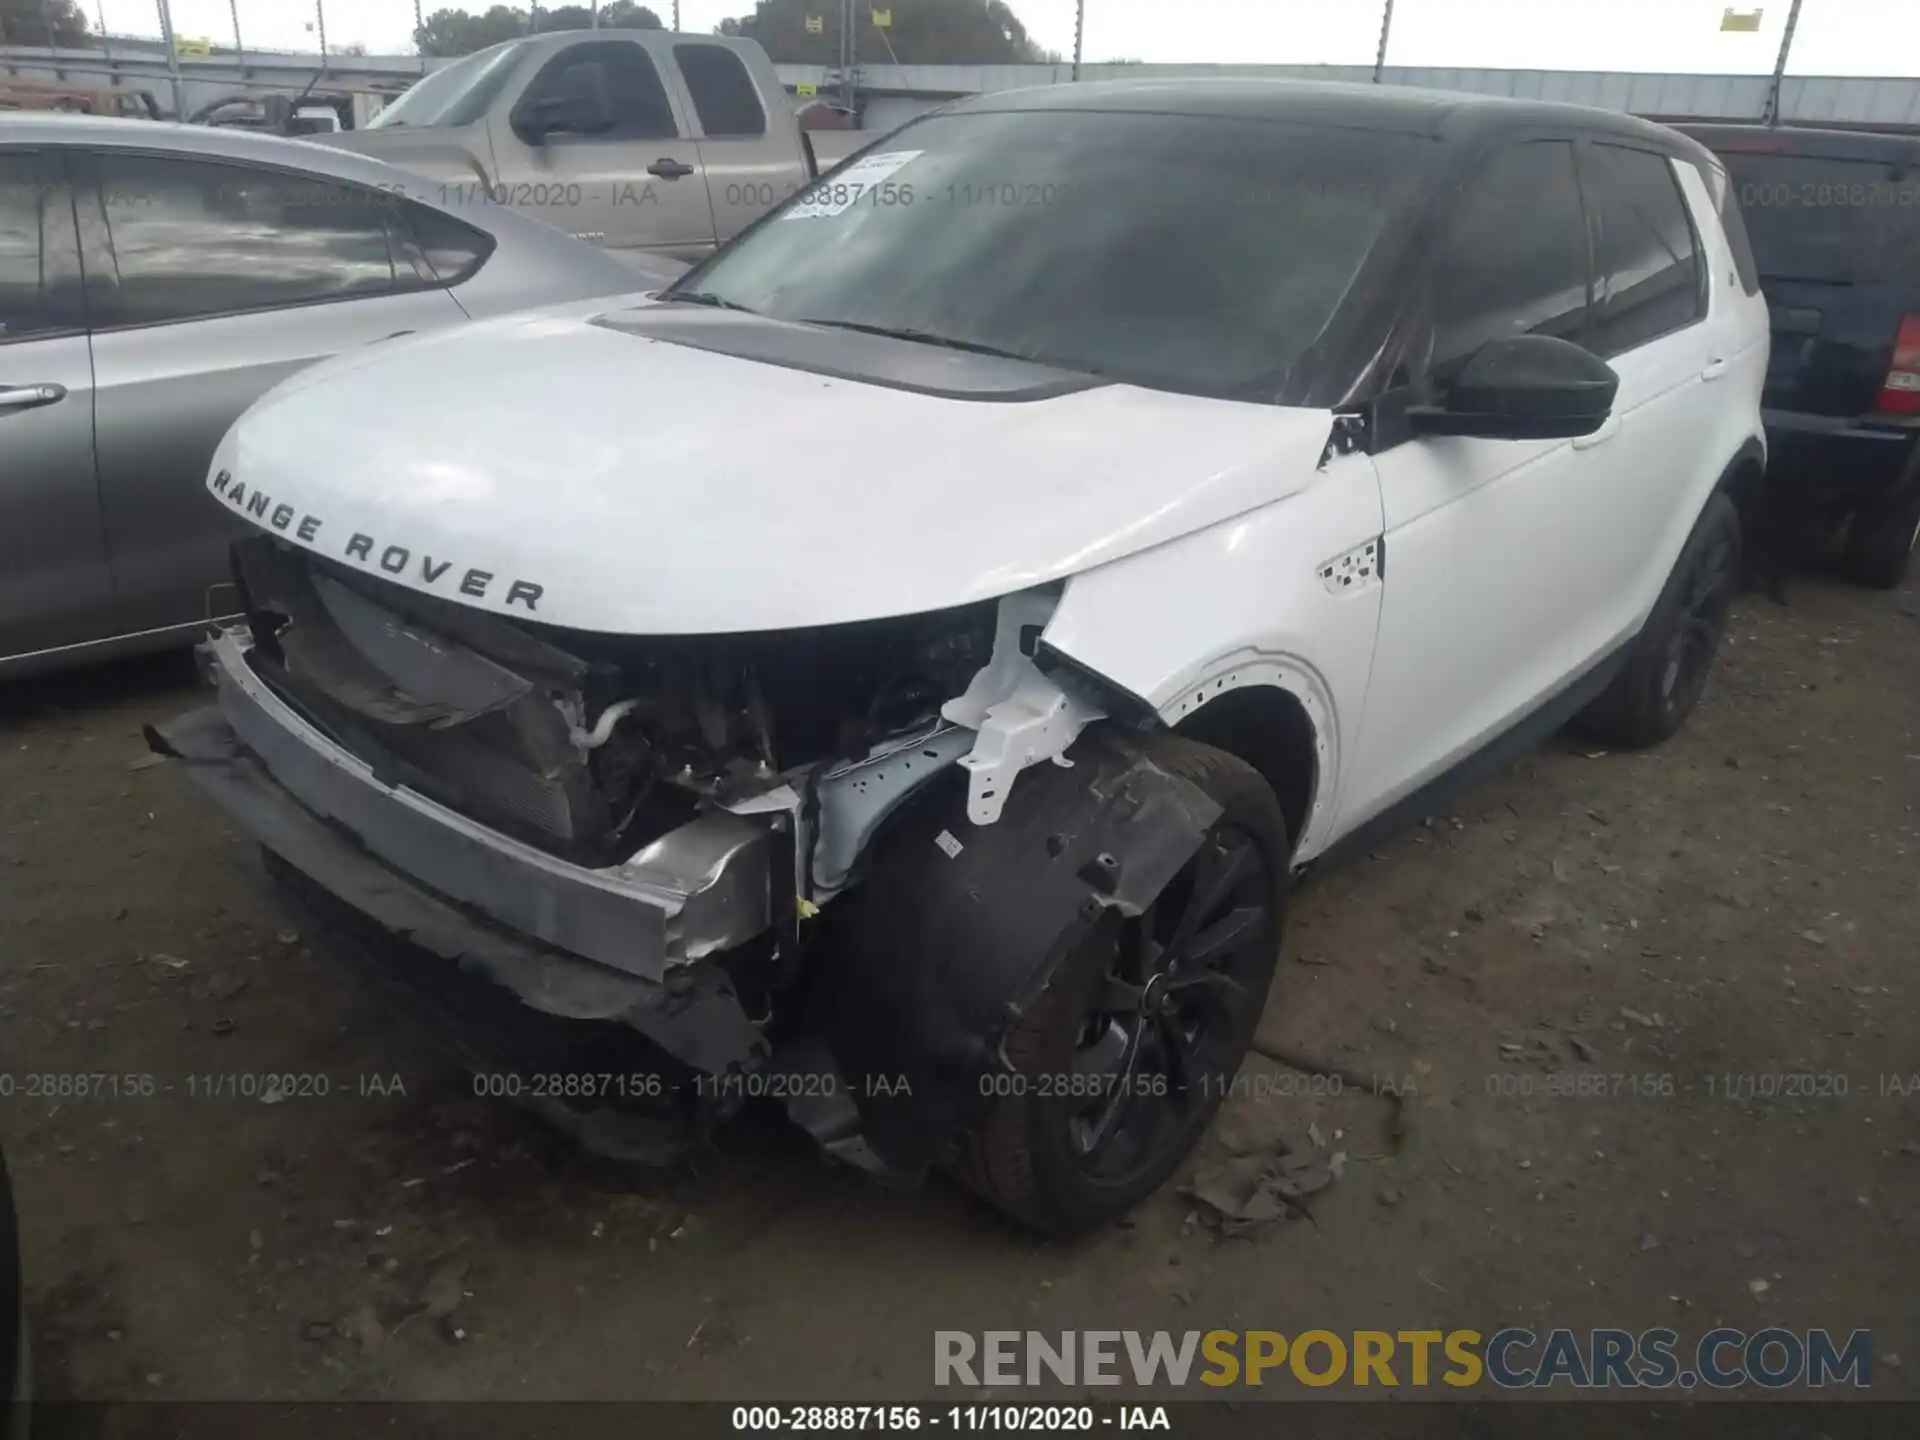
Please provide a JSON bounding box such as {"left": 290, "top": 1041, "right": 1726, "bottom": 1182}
{"left": 1, "top": 572, "right": 1916, "bottom": 1407}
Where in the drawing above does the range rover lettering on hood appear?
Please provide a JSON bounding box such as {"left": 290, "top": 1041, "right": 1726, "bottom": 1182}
{"left": 211, "top": 470, "right": 546, "bottom": 612}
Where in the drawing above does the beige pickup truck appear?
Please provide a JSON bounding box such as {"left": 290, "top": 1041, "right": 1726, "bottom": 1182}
{"left": 322, "top": 30, "right": 868, "bottom": 264}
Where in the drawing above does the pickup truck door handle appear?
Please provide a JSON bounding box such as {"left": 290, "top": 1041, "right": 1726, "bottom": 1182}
{"left": 1571, "top": 415, "right": 1621, "bottom": 451}
{"left": 0, "top": 382, "right": 66, "bottom": 414}
{"left": 646, "top": 158, "right": 696, "bottom": 180}
{"left": 1701, "top": 357, "right": 1730, "bottom": 382}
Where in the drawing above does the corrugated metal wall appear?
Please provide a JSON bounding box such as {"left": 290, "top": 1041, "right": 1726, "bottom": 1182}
{"left": 775, "top": 62, "right": 1920, "bottom": 129}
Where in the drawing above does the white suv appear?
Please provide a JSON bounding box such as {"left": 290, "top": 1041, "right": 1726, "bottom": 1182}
{"left": 160, "top": 80, "right": 1768, "bottom": 1234}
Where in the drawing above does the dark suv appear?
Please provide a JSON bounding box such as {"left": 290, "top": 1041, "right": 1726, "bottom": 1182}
{"left": 1682, "top": 123, "right": 1920, "bottom": 588}
{"left": 1, "top": 1144, "right": 21, "bottom": 1438}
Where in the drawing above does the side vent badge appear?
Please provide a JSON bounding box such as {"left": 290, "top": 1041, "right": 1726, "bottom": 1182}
{"left": 1318, "top": 538, "right": 1383, "bottom": 595}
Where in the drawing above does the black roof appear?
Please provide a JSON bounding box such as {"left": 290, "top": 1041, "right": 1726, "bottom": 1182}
{"left": 947, "top": 77, "right": 1712, "bottom": 159}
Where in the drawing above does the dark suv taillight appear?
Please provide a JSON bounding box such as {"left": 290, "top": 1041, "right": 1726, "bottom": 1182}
{"left": 1876, "top": 313, "right": 1920, "bottom": 414}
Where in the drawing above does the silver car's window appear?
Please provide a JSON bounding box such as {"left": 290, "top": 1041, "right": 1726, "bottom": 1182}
{"left": 96, "top": 154, "right": 398, "bottom": 328}
{"left": 674, "top": 44, "right": 766, "bottom": 138}
{"left": 399, "top": 201, "right": 496, "bottom": 287}
{"left": 520, "top": 41, "right": 679, "bottom": 141}
{"left": 0, "top": 152, "right": 79, "bottom": 344}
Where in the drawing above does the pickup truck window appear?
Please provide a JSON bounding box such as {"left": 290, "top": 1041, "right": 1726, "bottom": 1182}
{"left": 94, "top": 155, "right": 398, "bottom": 327}
{"left": 523, "top": 41, "right": 678, "bottom": 141}
{"left": 676, "top": 110, "right": 1432, "bottom": 400}
{"left": 368, "top": 41, "right": 524, "bottom": 131}
{"left": 674, "top": 44, "right": 766, "bottom": 138}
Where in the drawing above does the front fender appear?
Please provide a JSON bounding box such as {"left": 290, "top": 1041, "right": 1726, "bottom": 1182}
{"left": 1038, "top": 454, "right": 1385, "bottom": 861}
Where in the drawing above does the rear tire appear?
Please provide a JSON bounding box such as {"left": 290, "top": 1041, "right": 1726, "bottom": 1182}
{"left": 953, "top": 736, "right": 1290, "bottom": 1235}
{"left": 1577, "top": 493, "right": 1741, "bottom": 750}
{"left": 1839, "top": 487, "right": 1920, "bottom": 590}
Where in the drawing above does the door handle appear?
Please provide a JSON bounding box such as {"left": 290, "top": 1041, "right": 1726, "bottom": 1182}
{"left": 0, "top": 382, "right": 66, "bottom": 414}
{"left": 1701, "top": 357, "right": 1730, "bottom": 382}
{"left": 1572, "top": 416, "right": 1621, "bottom": 450}
{"left": 646, "top": 158, "right": 695, "bottom": 180}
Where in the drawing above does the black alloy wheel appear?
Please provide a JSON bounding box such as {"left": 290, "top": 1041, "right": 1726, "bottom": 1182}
{"left": 1654, "top": 514, "right": 1738, "bottom": 731}
{"left": 958, "top": 737, "right": 1290, "bottom": 1234}
{"left": 1064, "top": 825, "right": 1274, "bottom": 1185}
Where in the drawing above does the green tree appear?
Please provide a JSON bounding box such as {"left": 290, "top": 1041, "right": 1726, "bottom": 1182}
{"left": 598, "top": 1, "right": 665, "bottom": 25}
{"left": 715, "top": 0, "right": 1046, "bottom": 65}
{"left": 0, "top": 0, "right": 89, "bottom": 46}
{"left": 540, "top": 2, "right": 664, "bottom": 30}
{"left": 417, "top": 2, "right": 664, "bottom": 55}
{"left": 415, "top": 5, "right": 527, "bottom": 56}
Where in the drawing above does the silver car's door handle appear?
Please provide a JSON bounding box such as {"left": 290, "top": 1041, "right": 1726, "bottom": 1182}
{"left": 0, "top": 383, "right": 67, "bottom": 413}
{"left": 1701, "top": 357, "right": 1730, "bottom": 382}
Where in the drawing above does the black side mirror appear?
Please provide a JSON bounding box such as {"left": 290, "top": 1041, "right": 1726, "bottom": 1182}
{"left": 518, "top": 62, "right": 614, "bottom": 142}
{"left": 1409, "top": 334, "right": 1619, "bottom": 442}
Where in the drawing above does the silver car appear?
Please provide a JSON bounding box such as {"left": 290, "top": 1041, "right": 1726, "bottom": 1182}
{"left": 0, "top": 116, "right": 674, "bottom": 678}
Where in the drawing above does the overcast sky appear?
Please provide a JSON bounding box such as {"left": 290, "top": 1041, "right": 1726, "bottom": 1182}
{"left": 90, "top": 0, "right": 1920, "bottom": 75}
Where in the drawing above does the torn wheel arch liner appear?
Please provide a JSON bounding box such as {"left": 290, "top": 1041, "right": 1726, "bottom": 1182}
{"left": 807, "top": 729, "right": 1224, "bottom": 1174}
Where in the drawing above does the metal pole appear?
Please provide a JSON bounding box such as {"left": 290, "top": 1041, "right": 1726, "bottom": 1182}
{"left": 840, "top": 0, "right": 854, "bottom": 112}
{"left": 228, "top": 0, "right": 243, "bottom": 64}
{"left": 95, "top": 1, "right": 111, "bottom": 60}
{"left": 528, "top": 2, "right": 540, "bottom": 35}
{"left": 1764, "top": 0, "right": 1806, "bottom": 126}
{"left": 1071, "top": 0, "right": 1083, "bottom": 81}
{"left": 415, "top": 0, "right": 426, "bottom": 70}
{"left": 673, "top": 1, "right": 681, "bottom": 30}
{"left": 591, "top": 0, "right": 600, "bottom": 29}
{"left": 315, "top": 0, "right": 328, "bottom": 59}
{"left": 154, "top": 0, "right": 185, "bottom": 120}
{"left": 1373, "top": 0, "right": 1394, "bottom": 83}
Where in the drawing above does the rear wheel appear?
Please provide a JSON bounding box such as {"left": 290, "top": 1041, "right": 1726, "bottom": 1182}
{"left": 1577, "top": 494, "right": 1740, "bottom": 750}
{"left": 955, "top": 737, "right": 1289, "bottom": 1235}
{"left": 1839, "top": 487, "right": 1920, "bottom": 590}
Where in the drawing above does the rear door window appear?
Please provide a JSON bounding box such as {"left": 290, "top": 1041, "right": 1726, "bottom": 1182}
{"left": 0, "top": 150, "right": 83, "bottom": 343}
{"left": 1580, "top": 143, "right": 1705, "bottom": 358}
{"left": 95, "top": 153, "right": 398, "bottom": 327}
{"left": 1430, "top": 140, "right": 1591, "bottom": 381}
{"left": 1716, "top": 151, "right": 1919, "bottom": 284}
{"left": 674, "top": 44, "right": 766, "bottom": 137}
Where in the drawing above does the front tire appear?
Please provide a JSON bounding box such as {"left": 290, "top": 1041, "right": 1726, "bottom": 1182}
{"left": 1577, "top": 493, "right": 1740, "bottom": 750}
{"left": 954, "top": 737, "right": 1289, "bottom": 1235}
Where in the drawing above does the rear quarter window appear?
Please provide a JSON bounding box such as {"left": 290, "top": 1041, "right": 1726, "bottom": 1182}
{"left": 1694, "top": 158, "right": 1762, "bottom": 296}
{"left": 397, "top": 200, "right": 496, "bottom": 287}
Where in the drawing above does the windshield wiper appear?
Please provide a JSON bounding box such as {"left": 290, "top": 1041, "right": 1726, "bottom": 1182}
{"left": 664, "top": 291, "right": 757, "bottom": 312}
{"left": 793, "top": 318, "right": 1039, "bottom": 363}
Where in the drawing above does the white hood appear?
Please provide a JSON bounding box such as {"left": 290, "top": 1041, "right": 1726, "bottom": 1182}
{"left": 208, "top": 306, "right": 1337, "bottom": 635}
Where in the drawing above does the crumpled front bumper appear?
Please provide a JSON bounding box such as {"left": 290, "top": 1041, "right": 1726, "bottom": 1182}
{"left": 157, "top": 627, "right": 775, "bottom": 1073}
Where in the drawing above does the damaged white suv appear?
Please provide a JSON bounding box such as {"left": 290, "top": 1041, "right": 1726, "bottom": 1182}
{"left": 160, "top": 80, "right": 1768, "bottom": 1233}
